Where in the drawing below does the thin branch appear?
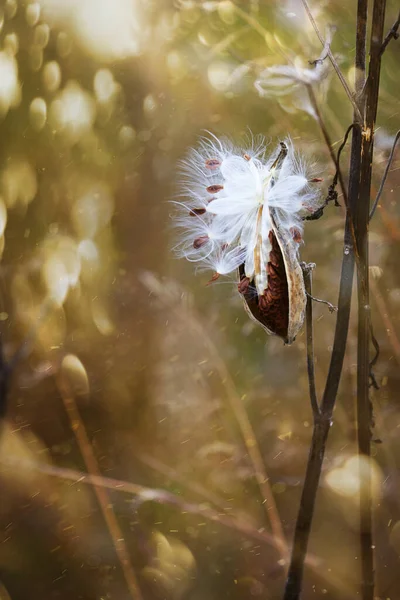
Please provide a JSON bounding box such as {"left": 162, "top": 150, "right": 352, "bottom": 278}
{"left": 300, "top": 0, "right": 363, "bottom": 121}
{"left": 1, "top": 455, "right": 280, "bottom": 548}
{"left": 55, "top": 374, "right": 143, "bottom": 600}
{"left": 379, "top": 9, "right": 400, "bottom": 56}
{"left": 369, "top": 130, "right": 400, "bottom": 220}
{"left": 306, "top": 292, "right": 338, "bottom": 313}
{"left": 301, "top": 264, "right": 320, "bottom": 420}
{"left": 306, "top": 85, "right": 349, "bottom": 206}
{"left": 369, "top": 321, "right": 380, "bottom": 390}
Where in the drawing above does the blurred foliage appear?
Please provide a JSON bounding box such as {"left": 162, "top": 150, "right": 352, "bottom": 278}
{"left": 0, "top": 1, "right": 399, "bottom": 599}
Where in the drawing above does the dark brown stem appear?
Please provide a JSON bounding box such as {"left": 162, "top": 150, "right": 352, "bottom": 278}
{"left": 379, "top": 9, "right": 400, "bottom": 56}
{"left": 302, "top": 264, "right": 320, "bottom": 420}
{"left": 283, "top": 1, "right": 369, "bottom": 596}
{"left": 356, "top": 2, "right": 387, "bottom": 598}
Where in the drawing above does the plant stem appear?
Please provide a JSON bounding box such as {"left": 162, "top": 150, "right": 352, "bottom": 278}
{"left": 356, "top": 2, "right": 387, "bottom": 598}
{"left": 302, "top": 264, "right": 319, "bottom": 420}
{"left": 282, "top": 0, "right": 373, "bottom": 594}
{"left": 283, "top": 223, "right": 355, "bottom": 600}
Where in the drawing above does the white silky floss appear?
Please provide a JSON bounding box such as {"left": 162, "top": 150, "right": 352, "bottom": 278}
{"left": 173, "top": 134, "right": 321, "bottom": 294}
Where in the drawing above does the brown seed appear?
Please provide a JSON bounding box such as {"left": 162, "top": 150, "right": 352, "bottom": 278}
{"left": 243, "top": 153, "right": 251, "bottom": 161}
{"left": 193, "top": 235, "right": 209, "bottom": 249}
{"left": 258, "top": 294, "right": 268, "bottom": 310}
{"left": 205, "top": 158, "right": 221, "bottom": 170}
{"left": 309, "top": 177, "right": 323, "bottom": 183}
{"left": 206, "top": 272, "right": 220, "bottom": 285}
{"left": 290, "top": 227, "right": 302, "bottom": 243}
{"left": 189, "top": 208, "right": 206, "bottom": 216}
{"left": 238, "top": 276, "right": 250, "bottom": 294}
{"left": 206, "top": 184, "right": 224, "bottom": 194}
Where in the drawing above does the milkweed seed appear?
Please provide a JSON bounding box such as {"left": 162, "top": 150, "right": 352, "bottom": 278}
{"left": 206, "top": 184, "right": 224, "bottom": 194}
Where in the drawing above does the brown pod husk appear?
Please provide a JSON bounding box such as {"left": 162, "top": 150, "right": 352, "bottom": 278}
{"left": 238, "top": 207, "right": 306, "bottom": 345}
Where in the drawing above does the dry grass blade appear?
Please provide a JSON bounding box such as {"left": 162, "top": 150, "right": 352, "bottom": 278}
{"left": 55, "top": 374, "right": 143, "bottom": 600}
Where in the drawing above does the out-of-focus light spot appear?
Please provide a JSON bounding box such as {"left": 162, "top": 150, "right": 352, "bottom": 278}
{"left": 56, "top": 31, "right": 72, "bottom": 57}
{"left": 41, "top": 235, "right": 81, "bottom": 305}
{"left": 369, "top": 265, "right": 383, "bottom": 280}
{"left": 348, "top": 66, "right": 356, "bottom": 88}
{"left": 26, "top": 2, "right": 41, "bottom": 26}
{"left": 325, "top": 455, "right": 383, "bottom": 501}
{"left": 118, "top": 125, "right": 136, "bottom": 149}
{"left": 0, "top": 312, "right": 8, "bottom": 321}
{"left": 41, "top": 0, "right": 143, "bottom": 61}
{"left": 197, "top": 30, "right": 212, "bottom": 46}
{"left": 43, "top": 256, "right": 70, "bottom": 305}
{"left": 0, "top": 51, "right": 20, "bottom": 115}
{"left": 92, "top": 300, "right": 114, "bottom": 336}
{"left": 0, "top": 9, "right": 4, "bottom": 32}
{"left": 143, "top": 94, "right": 157, "bottom": 115}
{"left": 29, "top": 46, "right": 43, "bottom": 71}
{"left": 29, "top": 97, "right": 47, "bottom": 130}
{"left": 1, "top": 159, "right": 37, "bottom": 208}
{"left": 78, "top": 239, "right": 99, "bottom": 263}
{"left": 202, "top": 1, "right": 218, "bottom": 11}
{"left": 49, "top": 81, "right": 96, "bottom": 143}
{"left": 42, "top": 60, "right": 61, "bottom": 92}
{"left": 61, "top": 354, "right": 89, "bottom": 395}
{"left": 78, "top": 239, "right": 99, "bottom": 282}
{"left": 93, "top": 69, "right": 118, "bottom": 104}
{"left": 71, "top": 182, "right": 114, "bottom": 239}
{"left": 4, "top": 33, "right": 19, "bottom": 55}
{"left": 218, "top": 1, "right": 235, "bottom": 24}
{"left": 0, "top": 198, "right": 8, "bottom": 237}
{"left": 34, "top": 23, "right": 50, "bottom": 47}
{"left": 74, "top": 0, "right": 143, "bottom": 60}
{"left": 5, "top": 0, "right": 17, "bottom": 20}
{"left": 142, "top": 531, "right": 196, "bottom": 598}
{"left": 208, "top": 61, "right": 233, "bottom": 92}
{"left": 0, "top": 235, "right": 5, "bottom": 260}
{"left": 166, "top": 51, "right": 187, "bottom": 80}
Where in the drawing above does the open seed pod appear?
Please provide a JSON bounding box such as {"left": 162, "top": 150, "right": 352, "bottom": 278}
{"left": 238, "top": 208, "right": 306, "bottom": 345}
{"left": 237, "top": 143, "right": 307, "bottom": 345}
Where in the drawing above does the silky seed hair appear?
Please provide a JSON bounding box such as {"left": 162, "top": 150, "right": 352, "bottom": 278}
{"left": 172, "top": 133, "right": 321, "bottom": 292}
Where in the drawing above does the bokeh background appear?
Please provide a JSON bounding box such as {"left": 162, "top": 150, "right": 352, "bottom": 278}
{"left": 0, "top": 1, "right": 399, "bottom": 599}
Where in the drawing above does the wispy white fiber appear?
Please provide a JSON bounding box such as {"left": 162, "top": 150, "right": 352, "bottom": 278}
{"left": 173, "top": 133, "right": 321, "bottom": 294}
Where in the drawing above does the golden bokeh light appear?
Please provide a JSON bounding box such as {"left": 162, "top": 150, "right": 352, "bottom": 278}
{"left": 41, "top": 0, "right": 145, "bottom": 61}
{"left": 49, "top": 80, "right": 96, "bottom": 143}
{"left": 325, "top": 455, "right": 383, "bottom": 503}
{"left": 29, "top": 96, "right": 47, "bottom": 130}
{"left": 1, "top": 158, "right": 37, "bottom": 208}
{"left": 25, "top": 2, "right": 41, "bottom": 27}
{"left": 42, "top": 59, "right": 61, "bottom": 92}
{"left": 71, "top": 182, "right": 114, "bottom": 239}
{"left": 61, "top": 353, "right": 90, "bottom": 396}
{"left": 0, "top": 51, "right": 20, "bottom": 115}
